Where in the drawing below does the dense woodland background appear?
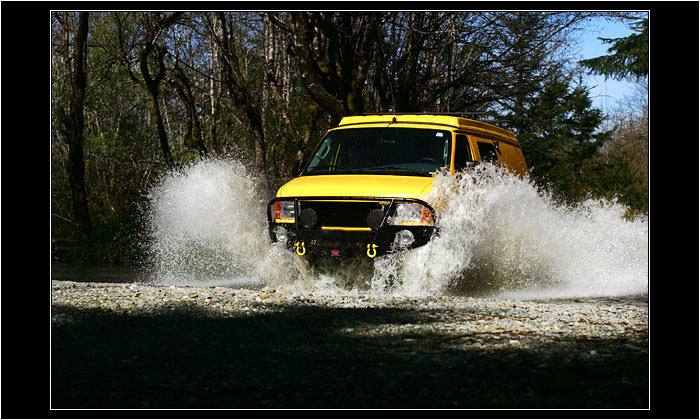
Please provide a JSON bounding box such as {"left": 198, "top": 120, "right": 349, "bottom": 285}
{"left": 50, "top": 11, "right": 649, "bottom": 264}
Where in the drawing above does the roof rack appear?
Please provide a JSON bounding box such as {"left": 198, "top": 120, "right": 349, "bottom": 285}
{"left": 359, "top": 111, "right": 511, "bottom": 127}
{"left": 481, "top": 119, "right": 512, "bottom": 125}
{"left": 362, "top": 111, "right": 487, "bottom": 118}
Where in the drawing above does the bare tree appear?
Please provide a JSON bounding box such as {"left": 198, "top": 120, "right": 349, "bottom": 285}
{"left": 168, "top": 62, "right": 208, "bottom": 158}
{"left": 261, "top": 12, "right": 321, "bottom": 161}
{"left": 268, "top": 12, "right": 379, "bottom": 123}
{"left": 117, "top": 11, "right": 183, "bottom": 167}
{"left": 56, "top": 11, "right": 93, "bottom": 237}
{"left": 211, "top": 12, "right": 268, "bottom": 169}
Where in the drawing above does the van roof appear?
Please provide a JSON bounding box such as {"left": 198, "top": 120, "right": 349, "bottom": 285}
{"left": 337, "top": 113, "right": 518, "bottom": 144}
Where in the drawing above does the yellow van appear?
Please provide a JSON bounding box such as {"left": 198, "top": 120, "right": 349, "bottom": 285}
{"left": 267, "top": 113, "right": 527, "bottom": 258}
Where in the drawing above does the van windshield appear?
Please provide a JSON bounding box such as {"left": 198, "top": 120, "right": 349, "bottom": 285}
{"left": 304, "top": 127, "right": 451, "bottom": 176}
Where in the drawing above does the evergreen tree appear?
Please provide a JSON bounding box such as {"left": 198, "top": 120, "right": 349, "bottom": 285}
{"left": 511, "top": 76, "right": 611, "bottom": 203}
{"left": 579, "top": 17, "right": 648, "bottom": 81}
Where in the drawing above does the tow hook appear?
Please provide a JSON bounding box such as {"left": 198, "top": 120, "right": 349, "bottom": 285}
{"left": 294, "top": 241, "right": 306, "bottom": 256}
{"left": 366, "top": 244, "right": 378, "bottom": 258}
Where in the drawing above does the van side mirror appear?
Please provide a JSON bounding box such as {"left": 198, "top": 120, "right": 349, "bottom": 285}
{"left": 291, "top": 159, "right": 305, "bottom": 177}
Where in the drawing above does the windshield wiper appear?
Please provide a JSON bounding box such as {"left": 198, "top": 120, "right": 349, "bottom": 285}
{"left": 363, "top": 166, "right": 431, "bottom": 177}
{"left": 307, "top": 164, "right": 356, "bottom": 173}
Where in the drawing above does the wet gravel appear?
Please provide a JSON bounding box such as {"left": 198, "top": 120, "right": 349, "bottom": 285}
{"left": 51, "top": 280, "right": 649, "bottom": 409}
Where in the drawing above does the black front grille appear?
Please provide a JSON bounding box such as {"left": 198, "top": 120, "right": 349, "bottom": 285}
{"left": 298, "top": 201, "right": 383, "bottom": 228}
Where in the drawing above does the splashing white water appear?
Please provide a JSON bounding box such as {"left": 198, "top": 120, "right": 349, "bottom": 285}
{"left": 143, "top": 159, "right": 648, "bottom": 299}
{"left": 371, "top": 165, "right": 648, "bottom": 298}
{"left": 144, "top": 159, "right": 303, "bottom": 287}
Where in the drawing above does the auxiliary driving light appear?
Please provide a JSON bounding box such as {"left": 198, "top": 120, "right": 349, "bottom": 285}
{"left": 299, "top": 208, "right": 318, "bottom": 229}
{"left": 395, "top": 229, "right": 415, "bottom": 247}
{"left": 273, "top": 226, "right": 289, "bottom": 243}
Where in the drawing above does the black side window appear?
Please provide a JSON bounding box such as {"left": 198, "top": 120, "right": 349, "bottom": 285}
{"left": 477, "top": 141, "right": 498, "bottom": 164}
{"left": 453, "top": 135, "right": 471, "bottom": 171}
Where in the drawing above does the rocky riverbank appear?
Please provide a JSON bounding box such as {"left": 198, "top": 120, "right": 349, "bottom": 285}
{"left": 51, "top": 280, "right": 648, "bottom": 409}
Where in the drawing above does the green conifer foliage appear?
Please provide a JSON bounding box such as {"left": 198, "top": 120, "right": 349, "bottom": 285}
{"left": 580, "top": 18, "right": 648, "bottom": 81}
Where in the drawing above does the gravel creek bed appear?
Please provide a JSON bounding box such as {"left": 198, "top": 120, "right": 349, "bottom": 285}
{"left": 51, "top": 280, "right": 649, "bottom": 409}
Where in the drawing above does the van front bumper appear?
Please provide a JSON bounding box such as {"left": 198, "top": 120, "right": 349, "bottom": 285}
{"left": 267, "top": 197, "right": 436, "bottom": 258}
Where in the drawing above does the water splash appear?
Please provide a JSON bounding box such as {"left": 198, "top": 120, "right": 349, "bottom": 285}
{"left": 143, "top": 159, "right": 303, "bottom": 287}
{"left": 372, "top": 165, "right": 648, "bottom": 299}
{"left": 143, "top": 159, "right": 648, "bottom": 299}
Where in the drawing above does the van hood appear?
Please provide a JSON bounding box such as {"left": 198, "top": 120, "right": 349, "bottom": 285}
{"left": 276, "top": 174, "right": 434, "bottom": 199}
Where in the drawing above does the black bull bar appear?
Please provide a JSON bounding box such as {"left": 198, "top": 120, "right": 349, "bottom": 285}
{"left": 267, "top": 196, "right": 437, "bottom": 258}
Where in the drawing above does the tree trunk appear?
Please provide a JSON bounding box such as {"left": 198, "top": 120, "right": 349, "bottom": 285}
{"left": 145, "top": 86, "right": 174, "bottom": 167}
{"left": 208, "top": 21, "right": 221, "bottom": 156}
{"left": 169, "top": 64, "right": 208, "bottom": 158}
{"left": 215, "top": 12, "right": 267, "bottom": 170}
{"left": 66, "top": 11, "right": 93, "bottom": 238}
{"left": 136, "top": 12, "right": 183, "bottom": 168}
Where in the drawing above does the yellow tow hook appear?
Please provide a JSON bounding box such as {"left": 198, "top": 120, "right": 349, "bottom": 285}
{"left": 366, "top": 244, "right": 378, "bottom": 259}
{"left": 294, "top": 241, "right": 306, "bottom": 256}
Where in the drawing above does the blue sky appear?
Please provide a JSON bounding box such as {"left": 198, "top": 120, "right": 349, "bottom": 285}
{"left": 575, "top": 16, "right": 644, "bottom": 112}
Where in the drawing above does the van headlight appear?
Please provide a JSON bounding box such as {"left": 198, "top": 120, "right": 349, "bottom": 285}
{"left": 387, "top": 202, "right": 434, "bottom": 226}
{"left": 272, "top": 200, "right": 295, "bottom": 222}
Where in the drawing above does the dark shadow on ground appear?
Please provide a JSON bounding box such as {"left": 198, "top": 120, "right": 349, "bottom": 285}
{"left": 51, "top": 302, "right": 648, "bottom": 409}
